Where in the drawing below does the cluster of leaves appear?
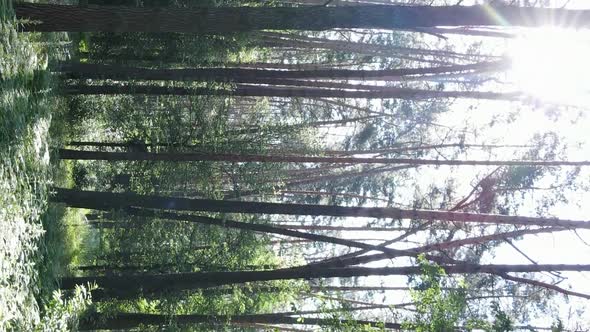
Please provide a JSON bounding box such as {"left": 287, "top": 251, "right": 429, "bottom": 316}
{"left": 404, "top": 255, "right": 514, "bottom": 332}
{"left": 34, "top": 284, "right": 96, "bottom": 332}
{"left": 0, "top": 3, "right": 53, "bottom": 328}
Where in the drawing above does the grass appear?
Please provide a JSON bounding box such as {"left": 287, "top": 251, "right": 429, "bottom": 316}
{"left": 0, "top": 1, "right": 91, "bottom": 330}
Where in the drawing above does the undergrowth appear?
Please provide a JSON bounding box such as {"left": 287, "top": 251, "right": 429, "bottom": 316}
{"left": 0, "top": 1, "right": 91, "bottom": 330}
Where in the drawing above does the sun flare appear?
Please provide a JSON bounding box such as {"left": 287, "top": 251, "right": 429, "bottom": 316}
{"left": 508, "top": 28, "right": 590, "bottom": 105}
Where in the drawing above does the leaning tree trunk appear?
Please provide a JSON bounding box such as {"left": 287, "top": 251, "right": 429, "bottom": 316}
{"left": 316, "top": 227, "right": 566, "bottom": 268}
{"left": 16, "top": 4, "right": 590, "bottom": 33}
{"left": 51, "top": 188, "right": 590, "bottom": 230}
{"left": 62, "top": 263, "right": 590, "bottom": 299}
{"left": 57, "top": 149, "right": 590, "bottom": 167}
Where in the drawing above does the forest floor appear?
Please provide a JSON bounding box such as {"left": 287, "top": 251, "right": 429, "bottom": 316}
{"left": 0, "top": 1, "right": 87, "bottom": 329}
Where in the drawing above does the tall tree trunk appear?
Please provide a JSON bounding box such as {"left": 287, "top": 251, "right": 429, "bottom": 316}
{"left": 231, "top": 114, "right": 382, "bottom": 135}
{"left": 80, "top": 312, "right": 401, "bottom": 330}
{"left": 278, "top": 190, "right": 390, "bottom": 202}
{"left": 413, "top": 27, "right": 516, "bottom": 39}
{"left": 62, "top": 264, "right": 590, "bottom": 297}
{"left": 16, "top": 4, "right": 590, "bottom": 33}
{"left": 57, "top": 60, "right": 508, "bottom": 81}
{"left": 321, "top": 143, "right": 534, "bottom": 156}
{"left": 256, "top": 31, "right": 497, "bottom": 60}
{"left": 57, "top": 149, "right": 590, "bottom": 167}
{"left": 309, "top": 285, "right": 413, "bottom": 292}
{"left": 271, "top": 224, "right": 406, "bottom": 231}
{"left": 78, "top": 207, "right": 450, "bottom": 266}
{"left": 51, "top": 188, "right": 590, "bottom": 230}
{"left": 63, "top": 83, "right": 522, "bottom": 100}
{"left": 316, "top": 227, "right": 567, "bottom": 268}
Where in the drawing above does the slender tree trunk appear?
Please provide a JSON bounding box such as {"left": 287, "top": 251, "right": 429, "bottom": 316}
{"left": 63, "top": 83, "right": 522, "bottom": 100}
{"left": 256, "top": 37, "right": 460, "bottom": 65}
{"left": 414, "top": 27, "right": 516, "bottom": 39}
{"left": 271, "top": 224, "right": 406, "bottom": 231}
{"left": 16, "top": 4, "right": 590, "bottom": 32}
{"left": 80, "top": 312, "right": 401, "bottom": 330}
{"left": 271, "top": 238, "right": 392, "bottom": 244}
{"left": 309, "top": 285, "right": 413, "bottom": 292}
{"left": 51, "top": 189, "right": 590, "bottom": 229}
{"left": 67, "top": 141, "right": 201, "bottom": 149}
{"left": 57, "top": 60, "right": 508, "bottom": 81}
{"left": 57, "top": 149, "right": 590, "bottom": 167}
{"left": 322, "top": 143, "right": 534, "bottom": 156}
{"left": 62, "top": 264, "right": 590, "bottom": 297}
{"left": 257, "top": 31, "right": 497, "bottom": 60}
{"left": 279, "top": 190, "right": 390, "bottom": 202}
{"left": 318, "top": 227, "right": 567, "bottom": 268}
{"left": 80, "top": 207, "right": 449, "bottom": 266}
{"left": 223, "top": 62, "right": 348, "bottom": 70}
{"left": 231, "top": 115, "right": 382, "bottom": 135}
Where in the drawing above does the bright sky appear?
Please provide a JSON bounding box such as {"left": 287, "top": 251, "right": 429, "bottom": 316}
{"left": 423, "top": 6, "right": 590, "bottom": 325}
{"left": 293, "top": 1, "right": 590, "bottom": 328}
{"left": 347, "top": 2, "right": 590, "bottom": 328}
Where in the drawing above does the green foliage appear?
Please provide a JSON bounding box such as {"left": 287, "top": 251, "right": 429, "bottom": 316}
{"left": 34, "top": 284, "right": 95, "bottom": 332}
{"left": 308, "top": 296, "right": 386, "bottom": 332}
{"left": 551, "top": 318, "right": 564, "bottom": 332}
{"left": 0, "top": 6, "right": 53, "bottom": 329}
{"left": 489, "top": 302, "right": 513, "bottom": 332}
{"left": 0, "top": 1, "right": 93, "bottom": 329}
{"left": 403, "top": 256, "right": 517, "bottom": 332}
{"left": 5, "top": 0, "right": 584, "bottom": 329}
{"left": 403, "top": 255, "right": 468, "bottom": 332}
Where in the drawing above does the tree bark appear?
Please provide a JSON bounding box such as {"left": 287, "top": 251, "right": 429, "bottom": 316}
{"left": 57, "top": 149, "right": 590, "bottom": 167}
{"left": 322, "top": 143, "right": 534, "bottom": 156}
{"left": 51, "top": 188, "right": 590, "bottom": 229}
{"left": 16, "top": 4, "right": 590, "bottom": 33}
{"left": 63, "top": 83, "right": 522, "bottom": 100}
{"left": 62, "top": 263, "right": 590, "bottom": 297}
{"left": 89, "top": 207, "right": 450, "bottom": 266}
{"left": 57, "top": 60, "right": 508, "bottom": 81}
{"left": 414, "top": 27, "right": 516, "bottom": 39}
{"left": 80, "top": 312, "right": 401, "bottom": 330}
{"left": 256, "top": 31, "right": 496, "bottom": 60}
{"left": 271, "top": 224, "right": 406, "bottom": 231}
{"left": 317, "top": 227, "right": 567, "bottom": 268}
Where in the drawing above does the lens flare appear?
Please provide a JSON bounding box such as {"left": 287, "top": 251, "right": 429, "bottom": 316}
{"left": 508, "top": 27, "right": 590, "bottom": 105}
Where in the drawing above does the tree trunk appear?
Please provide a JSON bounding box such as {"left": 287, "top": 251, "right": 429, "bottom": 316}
{"left": 317, "top": 227, "right": 567, "bottom": 268}
{"left": 57, "top": 149, "right": 590, "bottom": 167}
{"left": 81, "top": 207, "right": 449, "bottom": 266}
{"left": 309, "top": 285, "right": 413, "bottom": 292}
{"left": 231, "top": 115, "right": 382, "bottom": 135}
{"left": 64, "top": 83, "right": 521, "bottom": 100}
{"left": 65, "top": 82, "right": 516, "bottom": 99}
{"left": 271, "top": 224, "right": 406, "bottom": 232}
{"left": 80, "top": 312, "right": 401, "bottom": 330}
{"left": 413, "top": 27, "right": 516, "bottom": 39}
{"left": 16, "top": 4, "right": 590, "bottom": 33}
{"left": 62, "top": 264, "right": 590, "bottom": 298}
{"left": 50, "top": 188, "right": 590, "bottom": 230}
{"left": 256, "top": 31, "right": 496, "bottom": 60}
{"left": 57, "top": 60, "right": 508, "bottom": 81}
{"left": 278, "top": 190, "right": 390, "bottom": 202}
{"left": 322, "top": 143, "right": 534, "bottom": 156}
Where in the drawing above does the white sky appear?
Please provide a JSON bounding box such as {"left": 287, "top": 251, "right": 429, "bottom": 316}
{"left": 279, "top": 1, "right": 590, "bottom": 328}
{"left": 326, "top": 4, "right": 590, "bottom": 327}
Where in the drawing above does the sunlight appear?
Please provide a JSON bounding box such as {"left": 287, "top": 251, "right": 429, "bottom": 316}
{"left": 508, "top": 27, "right": 590, "bottom": 105}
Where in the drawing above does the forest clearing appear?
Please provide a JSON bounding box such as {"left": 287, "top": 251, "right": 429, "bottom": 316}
{"left": 2, "top": 0, "right": 590, "bottom": 331}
